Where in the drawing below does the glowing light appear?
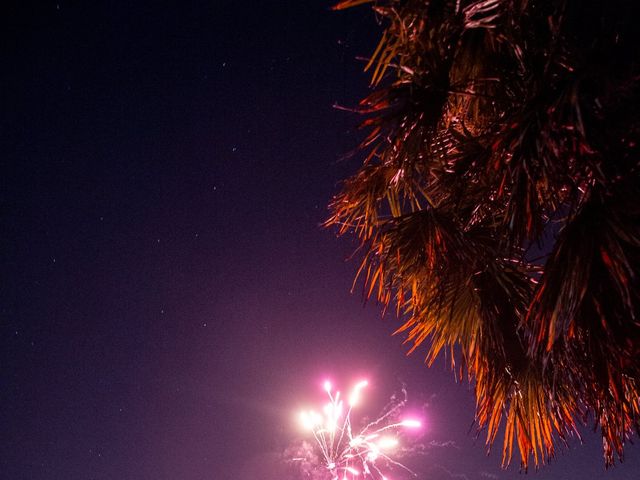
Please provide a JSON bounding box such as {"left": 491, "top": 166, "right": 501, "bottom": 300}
{"left": 349, "top": 380, "right": 369, "bottom": 406}
{"left": 401, "top": 419, "right": 421, "bottom": 428}
{"left": 300, "top": 411, "right": 313, "bottom": 430}
{"left": 349, "top": 437, "right": 363, "bottom": 447}
{"left": 367, "top": 443, "right": 380, "bottom": 461}
{"left": 377, "top": 437, "right": 399, "bottom": 449}
{"left": 296, "top": 379, "right": 420, "bottom": 479}
{"left": 310, "top": 411, "right": 322, "bottom": 426}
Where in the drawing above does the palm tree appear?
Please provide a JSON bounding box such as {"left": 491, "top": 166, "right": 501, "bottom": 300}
{"left": 327, "top": 0, "right": 640, "bottom": 470}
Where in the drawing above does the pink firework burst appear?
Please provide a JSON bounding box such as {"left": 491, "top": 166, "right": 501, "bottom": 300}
{"left": 297, "top": 380, "right": 422, "bottom": 480}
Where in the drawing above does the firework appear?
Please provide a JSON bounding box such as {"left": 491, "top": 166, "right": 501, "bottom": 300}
{"left": 298, "top": 380, "right": 421, "bottom": 480}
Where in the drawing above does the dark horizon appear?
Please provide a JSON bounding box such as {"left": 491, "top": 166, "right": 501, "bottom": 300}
{"left": 2, "top": 1, "right": 639, "bottom": 479}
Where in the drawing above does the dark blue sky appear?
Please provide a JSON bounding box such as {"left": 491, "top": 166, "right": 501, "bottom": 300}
{"left": 2, "top": 1, "right": 639, "bottom": 479}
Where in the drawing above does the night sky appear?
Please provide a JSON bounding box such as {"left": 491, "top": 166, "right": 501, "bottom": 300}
{"left": 2, "top": 2, "right": 639, "bottom": 479}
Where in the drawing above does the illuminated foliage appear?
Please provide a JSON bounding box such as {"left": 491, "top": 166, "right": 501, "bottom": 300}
{"left": 327, "top": 0, "right": 640, "bottom": 470}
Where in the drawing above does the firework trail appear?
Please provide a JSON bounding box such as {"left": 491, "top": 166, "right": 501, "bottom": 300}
{"left": 297, "top": 380, "right": 421, "bottom": 480}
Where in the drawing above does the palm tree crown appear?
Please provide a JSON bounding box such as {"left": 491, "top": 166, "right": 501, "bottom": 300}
{"left": 327, "top": 0, "right": 640, "bottom": 469}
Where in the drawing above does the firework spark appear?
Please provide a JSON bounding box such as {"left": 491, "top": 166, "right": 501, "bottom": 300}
{"left": 298, "top": 380, "right": 421, "bottom": 480}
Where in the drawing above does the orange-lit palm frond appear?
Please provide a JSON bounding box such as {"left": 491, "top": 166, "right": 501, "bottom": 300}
{"left": 526, "top": 178, "right": 640, "bottom": 464}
